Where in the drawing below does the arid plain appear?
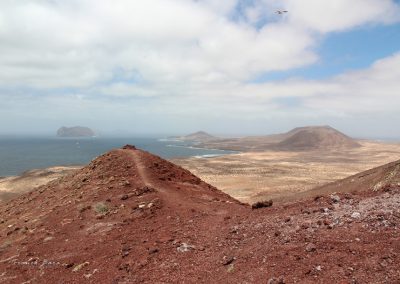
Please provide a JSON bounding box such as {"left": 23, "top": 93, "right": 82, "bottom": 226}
{"left": 0, "top": 166, "right": 80, "bottom": 202}
{"left": 174, "top": 140, "right": 400, "bottom": 203}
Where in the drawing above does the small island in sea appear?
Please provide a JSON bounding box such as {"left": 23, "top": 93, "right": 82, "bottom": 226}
{"left": 56, "top": 126, "right": 96, "bottom": 137}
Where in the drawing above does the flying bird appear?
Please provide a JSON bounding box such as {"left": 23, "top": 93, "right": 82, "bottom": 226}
{"left": 276, "top": 10, "right": 288, "bottom": 15}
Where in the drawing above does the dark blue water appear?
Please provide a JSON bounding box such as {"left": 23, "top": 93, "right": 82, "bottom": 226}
{"left": 0, "top": 137, "right": 234, "bottom": 177}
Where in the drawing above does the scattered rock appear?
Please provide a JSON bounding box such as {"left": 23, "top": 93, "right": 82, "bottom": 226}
{"left": 267, "top": 276, "right": 285, "bottom": 284}
{"left": 197, "top": 246, "right": 205, "bottom": 251}
{"left": 65, "top": 263, "right": 74, "bottom": 269}
{"left": 351, "top": 212, "right": 361, "bottom": 219}
{"left": 222, "top": 256, "right": 235, "bottom": 266}
{"left": 330, "top": 194, "right": 341, "bottom": 203}
{"left": 135, "top": 186, "right": 156, "bottom": 196}
{"left": 226, "top": 264, "right": 234, "bottom": 273}
{"left": 314, "top": 195, "right": 323, "bottom": 202}
{"left": 122, "top": 145, "right": 136, "bottom": 150}
{"left": 72, "top": 262, "right": 89, "bottom": 272}
{"left": 84, "top": 269, "right": 98, "bottom": 279}
{"left": 43, "top": 236, "right": 54, "bottom": 242}
{"left": 177, "top": 243, "right": 195, "bottom": 252}
{"left": 252, "top": 200, "right": 273, "bottom": 209}
{"left": 305, "top": 243, "right": 317, "bottom": 252}
{"left": 120, "top": 194, "right": 129, "bottom": 201}
{"left": 78, "top": 205, "right": 91, "bottom": 213}
{"left": 148, "top": 248, "right": 159, "bottom": 254}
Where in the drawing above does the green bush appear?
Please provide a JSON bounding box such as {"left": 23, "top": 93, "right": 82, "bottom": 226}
{"left": 94, "top": 202, "right": 109, "bottom": 214}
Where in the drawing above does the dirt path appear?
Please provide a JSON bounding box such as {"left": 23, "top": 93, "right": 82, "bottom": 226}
{"left": 119, "top": 149, "right": 156, "bottom": 189}
{"left": 121, "top": 149, "right": 220, "bottom": 212}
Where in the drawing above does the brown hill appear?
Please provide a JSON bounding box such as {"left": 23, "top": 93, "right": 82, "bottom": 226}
{"left": 0, "top": 146, "right": 399, "bottom": 283}
{"left": 197, "top": 126, "right": 360, "bottom": 151}
{"left": 0, "top": 145, "right": 246, "bottom": 283}
{"left": 301, "top": 159, "right": 400, "bottom": 198}
{"left": 273, "top": 126, "right": 360, "bottom": 151}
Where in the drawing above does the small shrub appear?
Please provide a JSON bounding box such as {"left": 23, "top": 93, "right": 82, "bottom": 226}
{"left": 94, "top": 202, "right": 109, "bottom": 215}
{"left": 0, "top": 240, "right": 12, "bottom": 250}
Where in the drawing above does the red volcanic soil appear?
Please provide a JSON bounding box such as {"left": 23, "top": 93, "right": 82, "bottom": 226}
{"left": 0, "top": 146, "right": 399, "bottom": 283}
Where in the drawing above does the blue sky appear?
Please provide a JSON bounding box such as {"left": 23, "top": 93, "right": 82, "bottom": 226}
{"left": 253, "top": 23, "right": 400, "bottom": 82}
{"left": 0, "top": 0, "right": 399, "bottom": 137}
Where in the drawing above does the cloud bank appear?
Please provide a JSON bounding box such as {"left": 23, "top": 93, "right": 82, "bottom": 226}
{"left": 0, "top": 0, "right": 399, "bottom": 136}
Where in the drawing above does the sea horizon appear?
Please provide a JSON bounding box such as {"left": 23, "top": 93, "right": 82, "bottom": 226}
{"left": 0, "top": 136, "right": 235, "bottom": 177}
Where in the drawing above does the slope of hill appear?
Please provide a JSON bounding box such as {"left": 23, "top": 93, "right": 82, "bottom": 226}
{"left": 302, "top": 159, "right": 400, "bottom": 197}
{"left": 0, "top": 146, "right": 399, "bottom": 283}
{"left": 263, "top": 157, "right": 400, "bottom": 205}
{"left": 0, "top": 145, "right": 245, "bottom": 283}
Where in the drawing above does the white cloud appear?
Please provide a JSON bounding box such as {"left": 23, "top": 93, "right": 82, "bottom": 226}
{"left": 302, "top": 52, "right": 400, "bottom": 113}
{"left": 0, "top": 0, "right": 399, "bottom": 136}
{"left": 285, "top": 0, "right": 400, "bottom": 33}
{"left": 2, "top": 0, "right": 397, "bottom": 90}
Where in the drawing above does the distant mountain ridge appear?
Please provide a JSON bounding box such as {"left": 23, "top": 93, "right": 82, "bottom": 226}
{"left": 173, "top": 131, "right": 217, "bottom": 142}
{"left": 57, "top": 126, "right": 96, "bottom": 137}
{"left": 196, "top": 125, "right": 360, "bottom": 151}
{"left": 273, "top": 125, "right": 361, "bottom": 150}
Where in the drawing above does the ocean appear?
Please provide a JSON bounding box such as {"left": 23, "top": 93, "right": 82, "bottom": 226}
{"left": 0, "top": 137, "right": 235, "bottom": 177}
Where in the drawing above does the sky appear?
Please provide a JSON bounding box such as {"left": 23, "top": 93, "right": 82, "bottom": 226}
{"left": 0, "top": 0, "right": 399, "bottom": 138}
